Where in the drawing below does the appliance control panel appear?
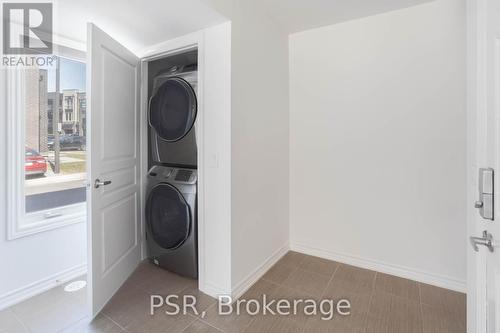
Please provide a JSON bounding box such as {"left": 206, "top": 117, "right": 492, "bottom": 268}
{"left": 148, "top": 166, "right": 197, "bottom": 184}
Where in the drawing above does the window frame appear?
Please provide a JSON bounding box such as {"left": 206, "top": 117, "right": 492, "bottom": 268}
{"left": 6, "top": 43, "right": 87, "bottom": 240}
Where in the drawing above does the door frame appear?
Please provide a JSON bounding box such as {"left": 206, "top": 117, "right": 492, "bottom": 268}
{"left": 138, "top": 30, "right": 208, "bottom": 294}
{"left": 466, "top": 0, "right": 490, "bottom": 331}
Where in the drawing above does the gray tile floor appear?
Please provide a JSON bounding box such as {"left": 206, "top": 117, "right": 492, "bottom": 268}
{"left": 0, "top": 252, "right": 466, "bottom": 333}
{"left": 0, "top": 276, "right": 87, "bottom": 333}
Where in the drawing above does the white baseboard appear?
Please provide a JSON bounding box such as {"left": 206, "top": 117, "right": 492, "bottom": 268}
{"left": 291, "top": 242, "right": 466, "bottom": 293}
{"left": 0, "top": 263, "right": 87, "bottom": 311}
{"left": 231, "top": 243, "right": 290, "bottom": 300}
{"left": 199, "top": 281, "right": 231, "bottom": 300}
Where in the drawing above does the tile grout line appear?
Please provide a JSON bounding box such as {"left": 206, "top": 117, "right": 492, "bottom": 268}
{"left": 192, "top": 302, "right": 231, "bottom": 333}
{"left": 295, "top": 266, "right": 340, "bottom": 280}
{"left": 297, "top": 262, "right": 341, "bottom": 333}
{"left": 194, "top": 301, "right": 255, "bottom": 333}
{"left": 185, "top": 317, "right": 226, "bottom": 333}
{"left": 362, "top": 271, "right": 378, "bottom": 333}
{"left": 418, "top": 282, "right": 425, "bottom": 333}
{"left": 172, "top": 312, "right": 200, "bottom": 333}
{"left": 280, "top": 260, "right": 340, "bottom": 298}
{"left": 186, "top": 315, "right": 226, "bottom": 333}
{"left": 278, "top": 264, "right": 301, "bottom": 287}
{"left": 9, "top": 308, "right": 33, "bottom": 333}
{"left": 240, "top": 315, "right": 257, "bottom": 333}
{"left": 262, "top": 253, "right": 310, "bottom": 333}
{"left": 101, "top": 311, "right": 130, "bottom": 332}
{"left": 320, "top": 263, "right": 341, "bottom": 298}
{"left": 54, "top": 313, "right": 89, "bottom": 333}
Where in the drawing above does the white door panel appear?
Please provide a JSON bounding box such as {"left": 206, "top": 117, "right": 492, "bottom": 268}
{"left": 485, "top": 1, "right": 500, "bottom": 330}
{"left": 87, "top": 23, "right": 141, "bottom": 317}
{"left": 469, "top": 0, "right": 500, "bottom": 332}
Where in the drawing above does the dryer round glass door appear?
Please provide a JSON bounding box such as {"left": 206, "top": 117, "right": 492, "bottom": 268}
{"left": 146, "top": 183, "right": 191, "bottom": 250}
{"left": 149, "top": 77, "right": 197, "bottom": 142}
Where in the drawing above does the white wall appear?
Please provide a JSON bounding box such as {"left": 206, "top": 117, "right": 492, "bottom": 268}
{"left": 204, "top": 1, "right": 290, "bottom": 293}
{"left": 0, "top": 68, "right": 86, "bottom": 307}
{"left": 289, "top": 0, "right": 467, "bottom": 290}
{"left": 0, "top": 74, "right": 87, "bottom": 308}
{"left": 0, "top": 25, "right": 93, "bottom": 312}
{"left": 0, "top": 223, "right": 87, "bottom": 308}
{"left": 200, "top": 22, "right": 233, "bottom": 296}
{"left": 230, "top": 3, "right": 290, "bottom": 292}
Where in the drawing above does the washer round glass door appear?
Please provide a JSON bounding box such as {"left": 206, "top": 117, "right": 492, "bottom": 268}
{"left": 146, "top": 183, "right": 191, "bottom": 250}
{"left": 149, "top": 77, "right": 197, "bottom": 142}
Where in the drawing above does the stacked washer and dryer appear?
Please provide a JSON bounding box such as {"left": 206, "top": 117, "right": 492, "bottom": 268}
{"left": 146, "top": 52, "right": 199, "bottom": 279}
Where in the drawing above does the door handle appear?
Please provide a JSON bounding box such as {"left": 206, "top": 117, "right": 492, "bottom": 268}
{"left": 470, "top": 230, "right": 494, "bottom": 252}
{"left": 94, "top": 178, "right": 112, "bottom": 188}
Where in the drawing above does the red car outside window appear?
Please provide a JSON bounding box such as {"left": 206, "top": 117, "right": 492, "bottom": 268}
{"left": 25, "top": 147, "right": 47, "bottom": 176}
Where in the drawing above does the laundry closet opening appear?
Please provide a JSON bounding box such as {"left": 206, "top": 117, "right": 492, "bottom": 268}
{"left": 144, "top": 48, "right": 199, "bottom": 280}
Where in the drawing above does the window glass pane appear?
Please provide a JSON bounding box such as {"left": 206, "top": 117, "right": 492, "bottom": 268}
{"left": 24, "top": 56, "right": 87, "bottom": 216}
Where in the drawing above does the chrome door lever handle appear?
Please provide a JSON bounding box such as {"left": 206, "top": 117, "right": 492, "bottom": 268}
{"left": 470, "top": 231, "right": 494, "bottom": 252}
{"left": 94, "top": 178, "right": 112, "bottom": 188}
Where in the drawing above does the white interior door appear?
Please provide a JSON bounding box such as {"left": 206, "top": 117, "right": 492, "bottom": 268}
{"left": 87, "top": 23, "right": 141, "bottom": 316}
{"left": 468, "top": 0, "right": 500, "bottom": 331}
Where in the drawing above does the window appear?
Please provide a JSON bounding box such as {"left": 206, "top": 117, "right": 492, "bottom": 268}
{"left": 6, "top": 48, "right": 87, "bottom": 239}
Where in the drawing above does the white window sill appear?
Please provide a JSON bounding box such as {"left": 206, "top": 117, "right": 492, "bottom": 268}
{"left": 7, "top": 203, "right": 86, "bottom": 240}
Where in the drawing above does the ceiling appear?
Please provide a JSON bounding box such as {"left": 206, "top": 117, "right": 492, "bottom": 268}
{"left": 252, "top": 0, "right": 435, "bottom": 33}
{"left": 54, "top": 0, "right": 227, "bottom": 53}
{"left": 52, "top": 0, "right": 434, "bottom": 54}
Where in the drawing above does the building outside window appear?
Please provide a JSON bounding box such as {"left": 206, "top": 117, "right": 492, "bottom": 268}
{"left": 6, "top": 53, "right": 88, "bottom": 239}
